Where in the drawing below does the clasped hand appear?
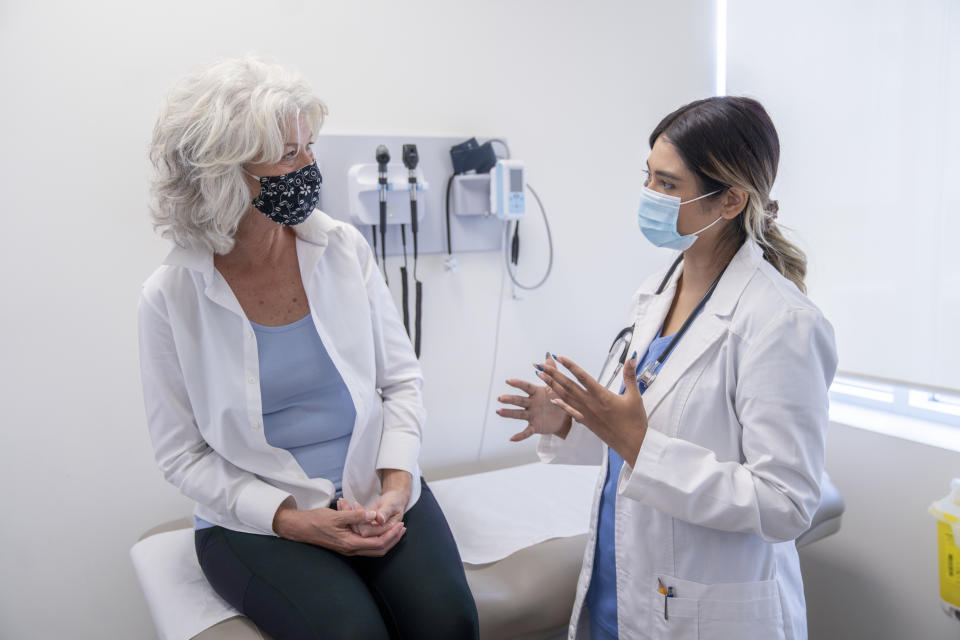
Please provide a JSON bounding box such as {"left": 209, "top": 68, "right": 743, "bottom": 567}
{"left": 273, "top": 470, "right": 411, "bottom": 557}
{"left": 335, "top": 487, "right": 408, "bottom": 538}
{"left": 498, "top": 353, "right": 650, "bottom": 464}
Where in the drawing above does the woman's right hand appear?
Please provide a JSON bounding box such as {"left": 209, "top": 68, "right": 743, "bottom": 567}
{"left": 497, "top": 353, "right": 573, "bottom": 442}
{"left": 273, "top": 498, "right": 405, "bottom": 557}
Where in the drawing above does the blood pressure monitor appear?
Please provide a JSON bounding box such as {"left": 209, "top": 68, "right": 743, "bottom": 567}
{"left": 490, "top": 159, "right": 525, "bottom": 221}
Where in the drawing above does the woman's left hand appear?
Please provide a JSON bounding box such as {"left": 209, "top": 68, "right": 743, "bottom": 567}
{"left": 338, "top": 469, "right": 411, "bottom": 538}
{"left": 537, "top": 354, "right": 649, "bottom": 464}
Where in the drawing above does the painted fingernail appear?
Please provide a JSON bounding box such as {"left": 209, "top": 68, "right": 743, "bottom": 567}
{"left": 631, "top": 351, "right": 637, "bottom": 360}
{"left": 534, "top": 364, "right": 543, "bottom": 371}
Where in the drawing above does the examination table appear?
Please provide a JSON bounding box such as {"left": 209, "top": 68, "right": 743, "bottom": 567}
{"left": 132, "top": 464, "right": 845, "bottom": 640}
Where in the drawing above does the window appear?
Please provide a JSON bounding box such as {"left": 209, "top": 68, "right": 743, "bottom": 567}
{"left": 726, "top": 0, "right": 960, "bottom": 394}
{"left": 830, "top": 374, "right": 960, "bottom": 429}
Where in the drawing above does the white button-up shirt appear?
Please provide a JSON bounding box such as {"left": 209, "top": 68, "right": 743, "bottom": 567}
{"left": 138, "top": 211, "right": 424, "bottom": 535}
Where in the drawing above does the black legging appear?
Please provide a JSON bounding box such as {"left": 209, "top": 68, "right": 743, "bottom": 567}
{"left": 195, "top": 479, "right": 479, "bottom": 640}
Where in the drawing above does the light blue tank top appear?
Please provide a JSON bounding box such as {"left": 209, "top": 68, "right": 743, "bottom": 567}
{"left": 195, "top": 313, "right": 357, "bottom": 530}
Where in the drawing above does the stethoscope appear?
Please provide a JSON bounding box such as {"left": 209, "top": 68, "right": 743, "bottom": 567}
{"left": 597, "top": 254, "right": 728, "bottom": 391}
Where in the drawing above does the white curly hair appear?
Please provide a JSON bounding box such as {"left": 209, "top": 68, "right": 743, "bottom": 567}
{"left": 149, "top": 57, "right": 328, "bottom": 253}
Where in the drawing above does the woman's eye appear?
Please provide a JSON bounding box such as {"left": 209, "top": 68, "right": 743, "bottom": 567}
{"left": 661, "top": 180, "right": 675, "bottom": 190}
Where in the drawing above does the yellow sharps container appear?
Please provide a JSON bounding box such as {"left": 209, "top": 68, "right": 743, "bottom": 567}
{"left": 929, "top": 478, "right": 960, "bottom": 622}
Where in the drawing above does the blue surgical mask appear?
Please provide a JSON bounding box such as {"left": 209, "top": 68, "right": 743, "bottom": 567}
{"left": 637, "top": 185, "right": 722, "bottom": 251}
{"left": 248, "top": 162, "right": 322, "bottom": 226}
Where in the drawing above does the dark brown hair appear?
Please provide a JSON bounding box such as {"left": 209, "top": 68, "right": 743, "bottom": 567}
{"left": 650, "top": 96, "right": 806, "bottom": 293}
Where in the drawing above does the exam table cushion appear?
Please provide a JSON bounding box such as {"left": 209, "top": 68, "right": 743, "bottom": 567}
{"left": 131, "top": 467, "right": 843, "bottom": 640}
{"left": 132, "top": 464, "right": 600, "bottom": 640}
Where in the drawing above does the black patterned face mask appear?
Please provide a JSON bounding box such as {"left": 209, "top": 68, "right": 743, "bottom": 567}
{"left": 249, "top": 162, "right": 322, "bottom": 226}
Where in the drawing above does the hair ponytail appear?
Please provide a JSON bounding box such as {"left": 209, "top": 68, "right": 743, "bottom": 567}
{"left": 650, "top": 96, "right": 808, "bottom": 293}
{"left": 753, "top": 211, "right": 808, "bottom": 295}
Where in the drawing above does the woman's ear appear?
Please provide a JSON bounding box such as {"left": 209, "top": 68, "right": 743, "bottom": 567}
{"left": 720, "top": 187, "right": 749, "bottom": 220}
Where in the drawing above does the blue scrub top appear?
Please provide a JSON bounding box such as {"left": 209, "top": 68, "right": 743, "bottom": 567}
{"left": 585, "top": 329, "right": 674, "bottom": 639}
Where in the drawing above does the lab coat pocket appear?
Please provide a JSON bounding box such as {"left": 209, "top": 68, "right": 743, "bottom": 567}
{"left": 652, "top": 575, "right": 785, "bottom": 640}
{"left": 650, "top": 589, "right": 698, "bottom": 639}
{"left": 698, "top": 595, "right": 785, "bottom": 639}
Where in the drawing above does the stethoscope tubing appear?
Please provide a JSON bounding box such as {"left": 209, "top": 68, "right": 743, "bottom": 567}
{"left": 600, "top": 254, "right": 727, "bottom": 391}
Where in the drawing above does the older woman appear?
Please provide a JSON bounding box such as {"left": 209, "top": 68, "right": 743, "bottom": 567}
{"left": 139, "top": 57, "right": 478, "bottom": 640}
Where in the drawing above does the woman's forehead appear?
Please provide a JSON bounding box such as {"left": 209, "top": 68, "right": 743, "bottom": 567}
{"left": 648, "top": 136, "right": 688, "bottom": 176}
{"left": 281, "top": 113, "right": 314, "bottom": 144}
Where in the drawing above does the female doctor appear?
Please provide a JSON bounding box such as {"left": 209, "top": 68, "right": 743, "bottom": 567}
{"left": 498, "top": 96, "right": 837, "bottom": 640}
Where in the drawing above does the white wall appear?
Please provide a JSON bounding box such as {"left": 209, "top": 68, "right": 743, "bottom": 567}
{"left": 0, "top": 1, "right": 716, "bottom": 637}
{"left": 802, "top": 422, "right": 960, "bottom": 639}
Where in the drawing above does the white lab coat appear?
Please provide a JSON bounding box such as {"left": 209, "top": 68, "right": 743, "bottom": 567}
{"left": 138, "top": 211, "right": 424, "bottom": 536}
{"left": 539, "top": 239, "right": 837, "bottom": 640}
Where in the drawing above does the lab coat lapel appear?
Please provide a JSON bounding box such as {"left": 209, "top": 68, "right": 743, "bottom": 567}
{"left": 627, "top": 291, "right": 674, "bottom": 375}
{"left": 640, "top": 314, "right": 727, "bottom": 421}
{"left": 624, "top": 256, "right": 685, "bottom": 368}
{"left": 639, "top": 240, "right": 762, "bottom": 421}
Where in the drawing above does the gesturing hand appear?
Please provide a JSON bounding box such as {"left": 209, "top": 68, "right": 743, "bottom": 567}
{"left": 497, "top": 353, "right": 573, "bottom": 442}
{"left": 536, "top": 353, "right": 649, "bottom": 464}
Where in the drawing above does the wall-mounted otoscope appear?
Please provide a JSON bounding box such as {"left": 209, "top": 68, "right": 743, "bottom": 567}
{"left": 402, "top": 144, "right": 423, "bottom": 357}
{"left": 376, "top": 145, "right": 390, "bottom": 282}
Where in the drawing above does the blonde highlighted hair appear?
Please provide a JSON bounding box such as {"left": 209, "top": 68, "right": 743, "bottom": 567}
{"left": 650, "top": 96, "right": 807, "bottom": 293}
{"left": 149, "top": 57, "right": 328, "bottom": 253}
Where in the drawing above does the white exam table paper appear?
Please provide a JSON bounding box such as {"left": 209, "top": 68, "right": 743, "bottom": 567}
{"left": 130, "top": 528, "right": 238, "bottom": 640}
{"left": 428, "top": 462, "right": 602, "bottom": 565}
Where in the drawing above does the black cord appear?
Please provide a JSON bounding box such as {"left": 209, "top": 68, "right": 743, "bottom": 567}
{"left": 505, "top": 183, "right": 554, "bottom": 290}
{"left": 376, "top": 145, "right": 390, "bottom": 284}
{"left": 410, "top": 183, "right": 422, "bottom": 358}
{"left": 400, "top": 225, "right": 410, "bottom": 337}
{"left": 414, "top": 280, "right": 422, "bottom": 357}
{"left": 510, "top": 221, "right": 520, "bottom": 265}
{"left": 444, "top": 174, "right": 454, "bottom": 255}
{"left": 371, "top": 225, "right": 379, "bottom": 265}
{"left": 379, "top": 219, "right": 388, "bottom": 284}
{"left": 411, "top": 199, "right": 419, "bottom": 278}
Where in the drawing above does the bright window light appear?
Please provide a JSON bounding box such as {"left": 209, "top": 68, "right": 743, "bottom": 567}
{"left": 831, "top": 374, "right": 960, "bottom": 428}
{"left": 909, "top": 390, "right": 960, "bottom": 417}
{"left": 831, "top": 376, "right": 895, "bottom": 403}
